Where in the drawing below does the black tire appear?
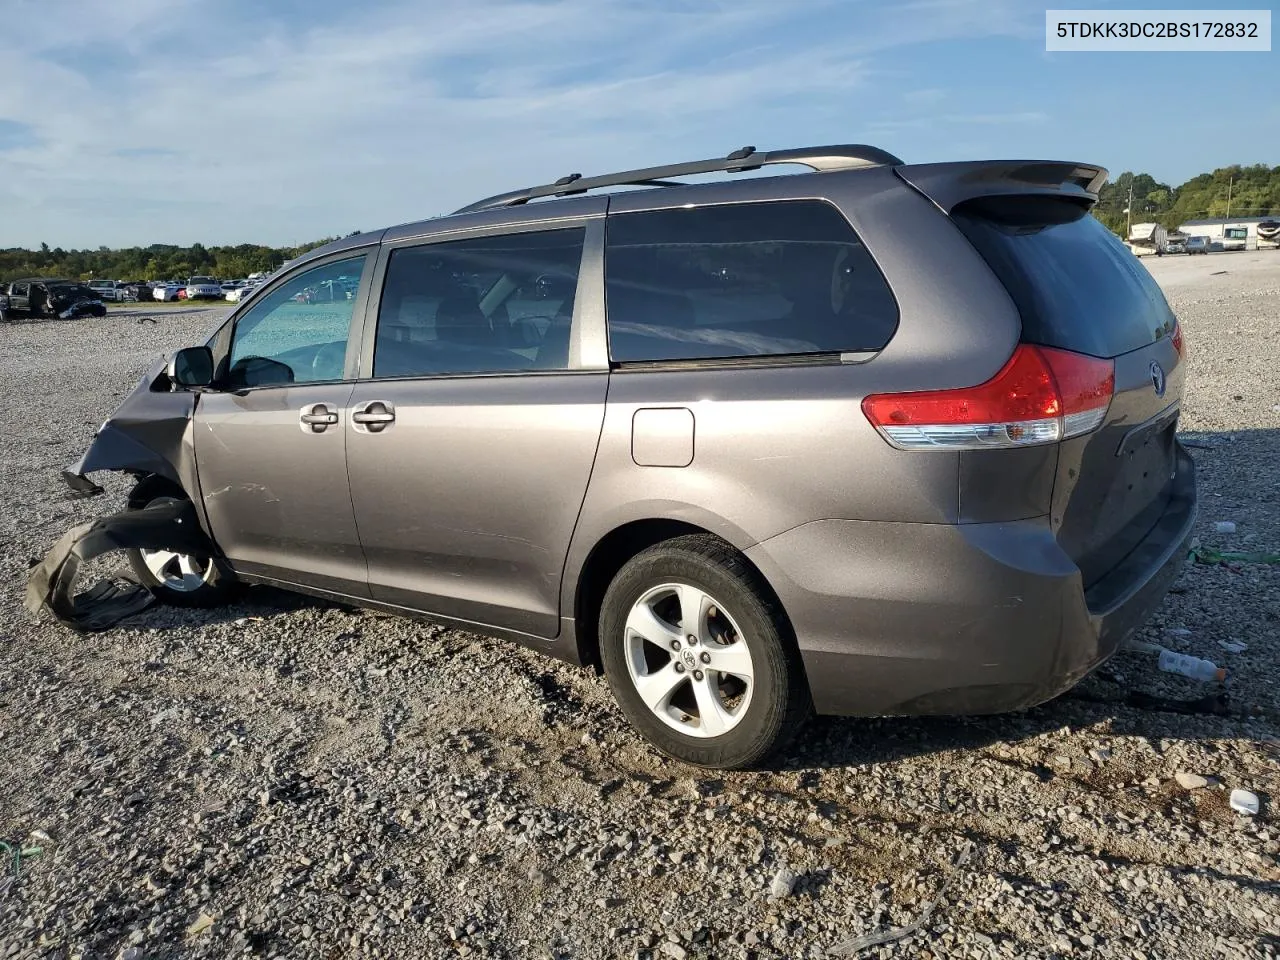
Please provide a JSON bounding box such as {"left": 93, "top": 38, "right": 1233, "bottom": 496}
{"left": 598, "top": 534, "right": 811, "bottom": 769}
{"left": 126, "top": 493, "right": 238, "bottom": 607}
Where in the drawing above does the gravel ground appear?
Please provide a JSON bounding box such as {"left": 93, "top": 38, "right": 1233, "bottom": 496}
{"left": 1, "top": 257, "right": 1278, "bottom": 960}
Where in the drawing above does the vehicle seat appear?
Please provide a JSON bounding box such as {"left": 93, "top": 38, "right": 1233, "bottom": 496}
{"left": 435, "top": 296, "right": 495, "bottom": 347}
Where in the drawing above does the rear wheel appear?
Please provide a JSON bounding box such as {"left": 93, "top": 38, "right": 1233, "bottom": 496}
{"left": 126, "top": 494, "right": 237, "bottom": 607}
{"left": 599, "top": 535, "right": 810, "bottom": 769}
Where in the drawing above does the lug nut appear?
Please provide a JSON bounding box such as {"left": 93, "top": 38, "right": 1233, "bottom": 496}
{"left": 693, "top": 670, "right": 704, "bottom": 681}
{"left": 687, "top": 634, "right": 697, "bottom": 646}
{"left": 671, "top": 639, "right": 681, "bottom": 651}
{"left": 700, "top": 652, "right": 711, "bottom": 664}
{"left": 674, "top": 663, "right": 685, "bottom": 674}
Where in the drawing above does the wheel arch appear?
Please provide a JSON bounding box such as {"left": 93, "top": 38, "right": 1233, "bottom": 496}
{"left": 569, "top": 518, "right": 791, "bottom": 673}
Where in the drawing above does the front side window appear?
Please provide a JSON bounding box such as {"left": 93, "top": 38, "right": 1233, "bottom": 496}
{"left": 227, "top": 254, "right": 367, "bottom": 389}
{"left": 373, "top": 227, "right": 585, "bottom": 378}
{"left": 604, "top": 200, "right": 899, "bottom": 363}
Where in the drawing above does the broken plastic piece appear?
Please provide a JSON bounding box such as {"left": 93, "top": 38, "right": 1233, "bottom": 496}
{"left": 1229, "top": 789, "right": 1260, "bottom": 816}
{"left": 24, "top": 499, "right": 216, "bottom": 632}
{"left": 1214, "top": 521, "right": 1237, "bottom": 534}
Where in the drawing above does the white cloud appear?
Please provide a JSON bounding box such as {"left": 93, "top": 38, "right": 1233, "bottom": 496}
{"left": 0, "top": 0, "right": 1047, "bottom": 247}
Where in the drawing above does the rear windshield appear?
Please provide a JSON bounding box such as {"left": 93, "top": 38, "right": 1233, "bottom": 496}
{"left": 953, "top": 197, "right": 1176, "bottom": 358}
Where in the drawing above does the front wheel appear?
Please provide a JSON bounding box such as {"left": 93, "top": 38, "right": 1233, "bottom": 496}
{"left": 599, "top": 535, "right": 811, "bottom": 769}
{"left": 126, "top": 494, "right": 237, "bottom": 607}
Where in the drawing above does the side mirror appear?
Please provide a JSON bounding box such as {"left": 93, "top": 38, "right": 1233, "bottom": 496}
{"left": 168, "top": 346, "right": 214, "bottom": 387}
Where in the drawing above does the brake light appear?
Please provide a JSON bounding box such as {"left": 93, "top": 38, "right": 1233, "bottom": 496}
{"left": 862, "top": 344, "right": 1114, "bottom": 450}
{"left": 1171, "top": 321, "right": 1184, "bottom": 358}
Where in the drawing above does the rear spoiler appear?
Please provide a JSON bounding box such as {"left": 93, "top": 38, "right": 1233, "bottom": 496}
{"left": 894, "top": 160, "right": 1108, "bottom": 214}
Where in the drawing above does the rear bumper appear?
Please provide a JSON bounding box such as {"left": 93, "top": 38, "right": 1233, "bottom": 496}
{"left": 744, "top": 448, "right": 1197, "bottom": 717}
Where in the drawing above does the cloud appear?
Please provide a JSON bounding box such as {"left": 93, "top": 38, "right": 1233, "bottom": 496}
{"left": 0, "top": 0, "right": 1052, "bottom": 247}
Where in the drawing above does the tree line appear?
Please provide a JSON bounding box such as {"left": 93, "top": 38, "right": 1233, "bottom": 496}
{"left": 0, "top": 235, "right": 356, "bottom": 284}
{"left": 3, "top": 163, "right": 1280, "bottom": 283}
{"left": 1093, "top": 164, "right": 1280, "bottom": 236}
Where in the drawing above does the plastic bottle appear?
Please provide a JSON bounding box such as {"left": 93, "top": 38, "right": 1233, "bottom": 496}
{"left": 1157, "top": 649, "right": 1226, "bottom": 683}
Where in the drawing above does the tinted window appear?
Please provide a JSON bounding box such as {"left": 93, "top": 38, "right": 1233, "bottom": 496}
{"left": 373, "top": 227, "right": 585, "bottom": 378}
{"left": 227, "top": 254, "right": 366, "bottom": 388}
{"left": 604, "top": 200, "right": 897, "bottom": 363}
{"left": 953, "top": 198, "right": 1176, "bottom": 358}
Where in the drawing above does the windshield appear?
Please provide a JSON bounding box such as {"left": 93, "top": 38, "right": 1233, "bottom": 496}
{"left": 189, "top": 277, "right": 216, "bottom": 284}
{"left": 1224, "top": 227, "right": 1247, "bottom": 239}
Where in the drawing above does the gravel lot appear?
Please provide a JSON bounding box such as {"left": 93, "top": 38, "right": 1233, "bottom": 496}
{"left": 1, "top": 255, "right": 1278, "bottom": 960}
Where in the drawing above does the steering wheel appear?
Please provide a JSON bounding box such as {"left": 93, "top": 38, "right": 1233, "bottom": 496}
{"left": 311, "top": 341, "right": 346, "bottom": 380}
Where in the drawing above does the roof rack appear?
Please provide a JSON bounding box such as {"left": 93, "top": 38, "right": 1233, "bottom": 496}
{"left": 453, "top": 144, "right": 903, "bottom": 215}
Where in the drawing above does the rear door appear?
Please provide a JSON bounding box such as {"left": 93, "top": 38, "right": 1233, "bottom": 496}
{"left": 346, "top": 214, "right": 608, "bottom": 638}
{"left": 194, "top": 249, "right": 376, "bottom": 596}
{"left": 951, "top": 196, "right": 1183, "bottom": 586}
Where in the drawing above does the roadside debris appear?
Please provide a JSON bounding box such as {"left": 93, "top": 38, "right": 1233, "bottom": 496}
{"left": 1218, "top": 641, "right": 1249, "bottom": 654}
{"left": 1214, "top": 521, "right": 1237, "bottom": 534}
{"left": 1229, "top": 789, "right": 1260, "bottom": 816}
{"left": 24, "top": 499, "right": 215, "bottom": 631}
{"left": 1124, "top": 640, "right": 1226, "bottom": 683}
{"left": 0, "top": 837, "right": 44, "bottom": 897}
{"left": 1190, "top": 546, "right": 1280, "bottom": 566}
{"left": 1157, "top": 649, "right": 1226, "bottom": 683}
{"left": 827, "top": 840, "right": 974, "bottom": 956}
{"left": 1175, "top": 773, "right": 1211, "bottom": 790}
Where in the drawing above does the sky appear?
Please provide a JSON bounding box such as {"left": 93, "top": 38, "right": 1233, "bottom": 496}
{"left": 0, "top": 0, "right": 1276, "bottom": 249}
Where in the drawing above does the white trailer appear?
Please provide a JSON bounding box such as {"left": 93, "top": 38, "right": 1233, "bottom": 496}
{"left": 1127, "top": 222, "right": 1167, "bottom": 257}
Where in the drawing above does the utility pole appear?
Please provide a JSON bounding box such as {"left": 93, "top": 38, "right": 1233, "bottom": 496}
{"left": 1225, "top": 174, "right": 1233, "bottom": 222}
{"left": 1126, "top": 180, "right": 1134, "bottom": 237}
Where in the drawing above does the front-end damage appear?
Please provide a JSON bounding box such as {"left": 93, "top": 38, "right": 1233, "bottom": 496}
{"left": 63, "top": 356, "right": 204, "bottom": 513}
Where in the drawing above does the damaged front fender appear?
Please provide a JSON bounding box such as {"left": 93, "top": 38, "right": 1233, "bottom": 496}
{"left": 63, "top": 356, "right": 203, "bottom": 508}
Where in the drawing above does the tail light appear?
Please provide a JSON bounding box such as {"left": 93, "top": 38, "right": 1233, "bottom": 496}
{"left": 1171, "top": 321, "right": 1185, "bottom": 358}
{"left": 862, "top": 344, "right": 1114, "bottom": 450}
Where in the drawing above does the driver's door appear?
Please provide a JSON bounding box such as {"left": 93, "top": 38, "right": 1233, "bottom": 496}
{"left": 193, "top": 250, "right": 375, "bottom": 596}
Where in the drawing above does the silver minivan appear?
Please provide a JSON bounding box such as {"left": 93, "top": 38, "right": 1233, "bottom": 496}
{"left": 65, "top": 145, "right": 1196, "bottom": 768}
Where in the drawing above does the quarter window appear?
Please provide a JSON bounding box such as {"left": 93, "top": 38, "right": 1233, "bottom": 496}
{"left": 373, "top": 227, "right": 586, "bottom": 378}
{"left": 227, "top": 255, "right": 367, "bottom": 388}
{"left": 605, "top": 200, "right": 898, "bottom": 363}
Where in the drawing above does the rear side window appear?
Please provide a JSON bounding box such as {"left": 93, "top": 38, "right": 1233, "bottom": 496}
{"left": 605, "top": 200, "right": 898, "bottom": 363}
{"left": 373, "top": 228, "right": 585, "bottom": 378}
{"left": 953, "top": 197, "right": 1176, "bottom": 358}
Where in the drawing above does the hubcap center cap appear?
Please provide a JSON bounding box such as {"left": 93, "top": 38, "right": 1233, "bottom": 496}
{"left": 680, "top": 648, "right": 697, "bottom": 671}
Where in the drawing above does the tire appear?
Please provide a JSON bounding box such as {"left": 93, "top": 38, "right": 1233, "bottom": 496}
{"left": 598, "top": 534, "right": 811, "bottom": 769}
{"left": 126, "top": 493, "right": 238, "bottom": 607}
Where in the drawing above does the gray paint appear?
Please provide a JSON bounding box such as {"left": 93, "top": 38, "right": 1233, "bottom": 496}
{"left": 63, "top": 150, "right": 1196, "bottom": 726}
{"left": 631, "top": 408, "right": 694, "bottom": 467}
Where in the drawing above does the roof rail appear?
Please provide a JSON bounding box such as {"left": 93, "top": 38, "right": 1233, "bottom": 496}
{"left": 452, "top": 144, "right": 903, "bottom": 215}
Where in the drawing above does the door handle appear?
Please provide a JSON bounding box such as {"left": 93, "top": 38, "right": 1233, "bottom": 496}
{"left": 352, "top": 400, "right": 396, "bottom": 433}
{"left": 299, "top": 402, "right": 339, "bottom": 433}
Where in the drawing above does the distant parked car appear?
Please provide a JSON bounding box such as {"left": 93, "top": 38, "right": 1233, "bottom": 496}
{"left": 87, "top": 279, "right": 125, "bottom": 302}
{"left": 1185, "top": 236, "right": 1211, "bottom": 255}
{"left": 225, "top": 283, "right": 260, "bottom": 303}
{"left": 1165, "top": 236, "right": 1186, "bottom": 254}
{"left": 185, "top": 277, "right": 223, "bottom": 300}
{"left": 0, "top": 278, "right": 106, "bottom": 318}
{"left": 152, "top": 283, "right": 185, "bottom": 301}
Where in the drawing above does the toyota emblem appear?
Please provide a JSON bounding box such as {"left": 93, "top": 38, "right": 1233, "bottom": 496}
{"left": 1149, "top": 360, "right": 1166, "bottom": 397}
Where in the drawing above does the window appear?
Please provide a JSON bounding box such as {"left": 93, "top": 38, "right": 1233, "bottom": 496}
{"left": 373, "top": 227, "right": 585, "bottom": 378}
{"left": 226, "top": 254, "right": 367, "bottom": 388}
{"left": 604, "top": 200, "right": 898, "bottom": 363}
{"left": 954, "top": 198, "right": 1175, "bottom": 358}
